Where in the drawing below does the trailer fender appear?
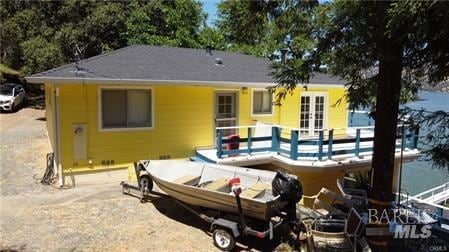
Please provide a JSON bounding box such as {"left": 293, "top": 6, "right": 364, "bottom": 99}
{"left": 211, "top": 218, "right": 240, "bottom": 238}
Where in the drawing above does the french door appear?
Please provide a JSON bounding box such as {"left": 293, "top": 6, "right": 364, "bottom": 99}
{"left": 299, "top": 92, "right": 327, "bottom": 137}
{"left": 215, "top": 92, "right": 237, "bottom": 137}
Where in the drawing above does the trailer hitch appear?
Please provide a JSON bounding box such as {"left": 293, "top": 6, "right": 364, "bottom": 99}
{"left": 120, "top": 162, "right": 153, "bottom": 203}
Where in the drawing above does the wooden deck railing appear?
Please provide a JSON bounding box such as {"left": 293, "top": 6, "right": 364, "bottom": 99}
{"left": 215, "top": 125, "right": 419, "bottom": 160}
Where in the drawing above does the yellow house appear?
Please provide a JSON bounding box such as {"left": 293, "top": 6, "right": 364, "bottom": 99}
{"left": 26, "top": 45, "right": 419, "bottom": 194}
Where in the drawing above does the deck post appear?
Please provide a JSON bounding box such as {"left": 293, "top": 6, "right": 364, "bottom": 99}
{"left": 355, "top": 128, "right": 361, "bottom": 158}
{"left": 290, "top": 130, "right": 298, "bottom": 160}
{"left": 401, "top": 125, "right": 406, "bottom": 151}
{"left": 271, "top": 126, "right": 280, "bottom": 153}
{"left": 318, "top": 131, "right": 324, "bottom": 161}
{"left": 247, "top": 128, "right": 252, "bottom": 154}
{"left": 412, "top": 126, "right": 419, "bottom": 149}
{"left": 216, "top": 129, "right": 223, "bottom": 158}
{"left": 327, "top": 129, "right": 334, "bottom": 160}
{"left": 350, "top": 112, "right": 354, "bottom": 127}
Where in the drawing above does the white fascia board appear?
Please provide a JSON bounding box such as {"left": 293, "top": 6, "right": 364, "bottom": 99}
{"left": 25, "top": 76, "right": 345, "bottom": 89}
{"left": 25, "top": 77, "right": 276, "bottom": 88}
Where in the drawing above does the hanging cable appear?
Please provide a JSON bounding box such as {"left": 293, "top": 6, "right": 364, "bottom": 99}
{"left": 41, "top": 153, "right": 55, "bottom": 184}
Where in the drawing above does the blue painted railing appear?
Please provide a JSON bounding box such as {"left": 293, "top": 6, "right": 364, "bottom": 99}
{"left": 216, "top": 125, "right": 420, "bottom": 161}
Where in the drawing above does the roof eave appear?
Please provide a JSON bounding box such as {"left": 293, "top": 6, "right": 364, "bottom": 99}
{"left": 25, "top": 76, "right": 278, "bottom": 88}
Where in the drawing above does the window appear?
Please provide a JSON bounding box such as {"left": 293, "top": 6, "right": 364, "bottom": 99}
{"left": 252, "top": 89, "right": 272, "bottom": 114}
{"left": 101, "top": 88, "right": 152, "bottom": 129}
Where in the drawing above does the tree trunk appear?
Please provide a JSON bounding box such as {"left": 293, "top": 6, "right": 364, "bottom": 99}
{"left": 367, "top": 46, "right": 403, "bottom": 251}
{"left": 370, "top": 47, "right": 403, "bottom": 203}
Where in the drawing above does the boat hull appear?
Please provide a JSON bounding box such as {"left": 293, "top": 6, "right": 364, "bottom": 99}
{"left": 151, "top": 175, "right": 283, "bottom": 221}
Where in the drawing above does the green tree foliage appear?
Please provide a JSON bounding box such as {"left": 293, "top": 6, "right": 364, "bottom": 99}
{"left": 216, "top": 0, "right": 280, "bottom": 56}
{"left": 21, "top": 36, "right": 64, "bottom": 74}
{"left": 85, "top": 3, "right": 128, "bottom": 54}
{"left": 269, "top": 1, "right": 449, "bottom": 237}
{"left": 270, "top": 0, "right": 449, "bottom": 167}
{"left": 0, "top": 0, "right": 206, "bottom": 75}
{"left": 198, "top": 27, "right": 226, "bottom": 50}
{"left": 126, "top": 0, "right": 205, "bottom": 48}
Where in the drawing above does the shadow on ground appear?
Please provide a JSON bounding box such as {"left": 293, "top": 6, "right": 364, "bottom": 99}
{"left": 23, "top": 87, "right": 45, "bottom": 110}
{"left": 136, "top": 192, "right": 303, "bottom": 251}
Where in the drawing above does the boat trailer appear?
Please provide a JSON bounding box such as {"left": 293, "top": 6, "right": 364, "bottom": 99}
{"left": 120, "top": 163, "right": 300, "bottom": 251}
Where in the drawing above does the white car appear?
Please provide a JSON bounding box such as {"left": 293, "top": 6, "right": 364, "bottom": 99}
{"left": 0, "top": 83, "right": 26, "bottom": 111}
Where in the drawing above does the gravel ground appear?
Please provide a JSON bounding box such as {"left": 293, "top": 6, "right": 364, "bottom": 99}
{"left": 0, "top": 108, "right": 292, "bottom": 251}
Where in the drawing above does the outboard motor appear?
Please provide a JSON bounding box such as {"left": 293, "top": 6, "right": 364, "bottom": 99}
{"left": 272, "top": 172, "right": 303, "bottom": 224}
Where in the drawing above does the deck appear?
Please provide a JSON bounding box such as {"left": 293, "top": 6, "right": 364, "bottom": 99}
{"left": 195, "top": 124, "right": 421, "bottom": 171}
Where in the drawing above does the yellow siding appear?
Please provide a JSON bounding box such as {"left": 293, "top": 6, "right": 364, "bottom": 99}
{"left": 55, "top": 84, "right": 347, "bottom": 180}
{"left": 279, "top": 89, "right": 300, "bottom": 129}
{"left": 236, "top": 87, "right": 279, "bottom": 137}
{"left": 279, "top": 86, "right": 348, "bottom": 136}
{"left": 59, "top": 85, "right": 216, "bottom": 177}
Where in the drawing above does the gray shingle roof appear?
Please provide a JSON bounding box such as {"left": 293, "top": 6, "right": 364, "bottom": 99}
{"left": 27, "top": 45, "right": 344, "bottom": 85}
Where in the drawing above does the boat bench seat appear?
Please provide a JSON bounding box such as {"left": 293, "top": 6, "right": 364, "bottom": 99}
{"left": 203, "top": 177, "right": 231, "bottom": 193}
{"left": 241, "top": 182, "right": 272, "bottom": 198}
{"left": 173, "top": 174, "right": 201, "bottom": 186}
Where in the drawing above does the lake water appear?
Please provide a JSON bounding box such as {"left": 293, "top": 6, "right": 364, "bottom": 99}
{"left": 350, "top": 91, "right": 449, "bottom": 195}
{"left": 402, "top": 92, "right": 449, "bottom": 195}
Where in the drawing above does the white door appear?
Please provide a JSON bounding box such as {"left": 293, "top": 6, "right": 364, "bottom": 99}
{"left": 299, "top": 93, "right": 327, "bottom": 137}
{"left": 215, "top": 93, "right": 237, "bottom": 137}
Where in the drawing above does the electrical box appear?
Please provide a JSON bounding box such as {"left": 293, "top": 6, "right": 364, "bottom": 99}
{"left": 72, "top": 123, "right": 87, "bottom": 160}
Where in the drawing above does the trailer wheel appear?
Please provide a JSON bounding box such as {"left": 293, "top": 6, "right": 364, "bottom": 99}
{"left": 213, "top": 228, "right": 235, "bottom": 251}
{"left": 122, "top": 186, "right": 130, "bottom": 194}
{"left": 140, "top": 175, "right": 153, "bottom": 193}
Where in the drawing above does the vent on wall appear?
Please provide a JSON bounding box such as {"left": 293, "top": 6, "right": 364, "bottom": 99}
{"left": 101, "top": 160, "right": 115, "bottom": 165}
{"left": 159, "top": 155, "right": 171, "bottom": 160}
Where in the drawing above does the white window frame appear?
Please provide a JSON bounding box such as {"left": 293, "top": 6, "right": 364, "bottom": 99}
{"left": 98, "top": 85, "right": 154, "bottom": 132}
{"left": 299, "top": 91, "right": 328, "bottom": 136}
{"left": 251, "top": 88, "right": 274, "bottom": 116}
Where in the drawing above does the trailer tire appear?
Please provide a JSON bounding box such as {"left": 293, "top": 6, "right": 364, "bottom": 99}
{"left": 213, "top": 228, "right": 235, "bottom": 251}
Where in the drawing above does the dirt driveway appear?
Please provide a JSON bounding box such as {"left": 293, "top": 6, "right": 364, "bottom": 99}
{"left": 0, "top": 108, "right": 288, "bottom": 251}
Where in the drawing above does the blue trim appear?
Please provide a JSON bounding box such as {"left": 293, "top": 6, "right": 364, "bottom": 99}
{"left": 221, "top": 136, "right": 271, "bottom": 143}
{"left": 298, "top": 140, "right": 320, "bottom": 145}
{"left": 222, "top": 147, "right": 272, "bottom": 156}
{"left": 318, "top": 131, "right": 324, "bottom": 161}
{"left": 222, "top": 149, "right": 248, "bottom": 155}
{"left": 251, "top": 147, "right": 272, "bottom": 152}
{"left": 290, "top": 130, "right": 299, "bottom": 160}
{"left": 213, "top": 125, "right": 420, "bottom": 161}
{"left": 216, "top": 129, "right": 223, "bottom": 158}
{"left": 412, "top": 127, "right": 419, "bottom": 149}
{"left": 327, "top": 129, "right": 334, "bottom": 160}
{"left": 271, "top": 126, "right": 280, "bottom": 153}
{"left": 401, "top": 126, "right": 406, "bottom": 151}
{"left": 355, "top": 128, "right": 361, "bottom": 158}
